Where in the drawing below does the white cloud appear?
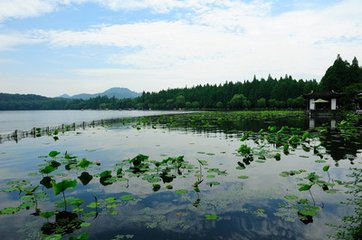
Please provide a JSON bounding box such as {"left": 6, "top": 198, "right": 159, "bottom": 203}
{"left": 0, "top": 33, "right": 44, "bottom": 50}
{"left": 94, "top": 0, "right": 233, "bottom": 13}
{"left": 37, "top": 0, "right": 361, "bottom": 78}
{"left": 1, "top": 0, "right": 362, "bottom": 94}
{"left": 0, "top": 0, "right": 87, "bottom": 22}
{"left": 0, "top": 0, "right": 53, "bottom": 22}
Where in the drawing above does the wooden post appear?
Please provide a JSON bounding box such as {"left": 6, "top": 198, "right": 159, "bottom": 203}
{"left": 32, "top": 127, "right": 36, "bottom": 137}
{"left": 13, "top": 130, "right": 18, "bottom": 143}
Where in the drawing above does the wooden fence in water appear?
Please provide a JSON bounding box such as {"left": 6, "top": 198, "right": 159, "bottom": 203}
{"left": 0, "top": 117, "right": 135, "bottom": 144}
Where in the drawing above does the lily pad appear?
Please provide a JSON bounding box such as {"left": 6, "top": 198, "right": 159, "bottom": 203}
{"left": 205, "top": 214, "right": 218, "bottom": 220}
{"left": 120, "top": 195, "right": 135, "bottom": 201}
{"left": 52, "top": 179, "right": 77, "bottom": 195}
{"left": 284, "top": 195, "right": 298, "bottom": 200}
{"left": 175, "top": 189, "right": 188, "bottom": 195}
{"left": 238, "top": 175, "right": 249, "bottom": 179}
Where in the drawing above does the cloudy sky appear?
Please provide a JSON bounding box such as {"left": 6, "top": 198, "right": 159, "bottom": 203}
{"left": 0, "top": 0, "right": 361, "bottom": 96}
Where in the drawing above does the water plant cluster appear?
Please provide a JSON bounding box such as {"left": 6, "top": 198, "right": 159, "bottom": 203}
{"left": 0, "top": 149, "right": 233, "bottom": 239}
{"left": 0, "top": 111, "right": 361, "bottom": 239}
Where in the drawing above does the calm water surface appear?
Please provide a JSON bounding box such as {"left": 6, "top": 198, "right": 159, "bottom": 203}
{"left": 0, "top": 110, "right": 182, "bottom": 134}
{"left": 0, "top": 112, "right": 360, "bottom": 240}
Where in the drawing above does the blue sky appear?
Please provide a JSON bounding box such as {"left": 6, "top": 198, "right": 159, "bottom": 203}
{"left": 0, "top": 0, "right": 361, "bottom": 97}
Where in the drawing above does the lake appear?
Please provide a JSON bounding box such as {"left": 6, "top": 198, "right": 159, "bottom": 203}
{"left": 0, "top": 110, "right": 184, "bottom": 135}
{"left": 0, "top": 111, "right": 361, "bottom": 240}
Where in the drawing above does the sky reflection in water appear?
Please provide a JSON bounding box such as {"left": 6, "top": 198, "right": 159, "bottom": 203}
{"left": 0, "top": 114, "right": 360, "bottom": 240}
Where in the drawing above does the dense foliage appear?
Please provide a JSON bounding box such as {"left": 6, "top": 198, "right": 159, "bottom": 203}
{"left": 1, "top": 55, "right": 361, "bottom": 110}
{"left": 320, "top": 55, "right": 362, "bottom": 91}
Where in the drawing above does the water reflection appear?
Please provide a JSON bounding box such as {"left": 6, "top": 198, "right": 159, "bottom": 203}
{"left": 308, "top": 118, "right": 336, "bottom": 130}
{"left": 0, "top": 112, "right": 360, "bottom": 240}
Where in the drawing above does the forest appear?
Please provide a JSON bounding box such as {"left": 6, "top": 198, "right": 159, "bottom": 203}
{"left": 1, "top": 55, "right": 361, "bottom": 110}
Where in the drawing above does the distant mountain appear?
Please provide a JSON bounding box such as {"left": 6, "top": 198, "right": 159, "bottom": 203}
{"left": 0, "top": 93, "right": 53, "bottom": 110}
{"left": 59, "top": 87, "right": 141, "bottom": 100}
{"left": 58, "top": 94, "right": 71, "bottom": 98}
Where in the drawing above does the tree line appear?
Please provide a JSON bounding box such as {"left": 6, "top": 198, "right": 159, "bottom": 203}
{"left": 1, "top": 55, "right": 361, "bottom": 110}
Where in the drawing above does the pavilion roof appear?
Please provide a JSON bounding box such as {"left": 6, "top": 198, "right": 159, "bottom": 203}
{"left": 303, "top": 90, "right": 344, "bottom": 99}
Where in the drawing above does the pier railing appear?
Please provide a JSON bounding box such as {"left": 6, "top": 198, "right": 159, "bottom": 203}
{"left": 0, "top": 117, "right": 136, "bottom": 144}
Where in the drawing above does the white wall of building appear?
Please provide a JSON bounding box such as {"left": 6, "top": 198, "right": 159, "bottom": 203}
{"left": 309, "top": 99, "right": 315, "bottom": 110}
{"left": 331, "top": 98, "right": 336, "bottom": 110}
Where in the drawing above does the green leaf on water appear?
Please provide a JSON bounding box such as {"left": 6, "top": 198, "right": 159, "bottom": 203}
{"left": 67, "top": 196, "right": 84, "bottom": 207}
{"left": 40, "top": 165, "right": 56, "bottom": 175}
{"left": 80, "top": 222, "right": 91, "bottom": 228}
{"left": 69, "top": 232, "right": 89, "bottom": 240}
{"left": 99, "top": 170, "right": 112, "bottom": 178}
{"left": 105, "top": 197, "right": 116, "bottom": 203}
{"left": 302, "top": 132, "right": 311, "bottom": 141}
{"left": 20, "top": 195, "right": 34, "bottom": 202}
{"left": 175, "top": 189, "right": 188, "bottom": 195}
{"left": 238, "top": 144, "right": 251, "bottom": 155}
{"left": 322, "top": 165, "right": 330, "bottom": 172}
{"left": 0, "top": 207, "right": 19, "bottom": 215}
{"left": 238, "top": 175, "right": 249, "bottom": 179}
{"left": 83, "top": 211, "right": 97, "bottom": 218}
{"left": 40, "top": 211, "right": 55, "bottom": 219}
{"left": 298, "top": 209, "right": 317, "bottom": 217}
{"left": 304, "top": 205, "right": 320, "bottom": 211}
{"left": 106, "top": 204, "right": 117, "bottom": 209}
{"left": 52, "top": 179, "right": 77, "bottom": 195}
{"left": 205, "top": 214, "right": 218, "bottom": 220}
{"left": 78, "top": 159, "right": 93, "bottom": 169}
{"left": 298, "top": 198, "right": 309, "bottom": 204}
{"left": 73, "top": 208, "right": 83, "bottom": 213}
{"left": 284, "top": 195, "right": 298, "bottom": 200}
{"left": 315, "top": 160, "right": 326, "bottom": 163}
{"left": 283, "top": 144, "right": 289, "bottom": 154}
{"left": 120, "top": 195, "right": 135, "bottom": 201}
{"left": 48, "top": 151, "right": 60, "bottom": 158}
{"left": 0, "top": 186, "right": 17, "bottom": 193}
{"left": 298, "top": 184, "right": 313, "bottom": 191}
{"left": 43, "top": 234, "right": 62, "bottom": 240}
{"left": 19, "top": 201, "right": 34, "bottom": 210}
{"left": 87, "top": 202, "right": 99, "bottom": 208}
{"left": 111, "top": 210, "right": 119, "bottom": 215}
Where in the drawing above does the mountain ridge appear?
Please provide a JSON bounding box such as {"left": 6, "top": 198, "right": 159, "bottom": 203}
{"left": 58, "top": 87, "right": 141, "bottom": 100}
